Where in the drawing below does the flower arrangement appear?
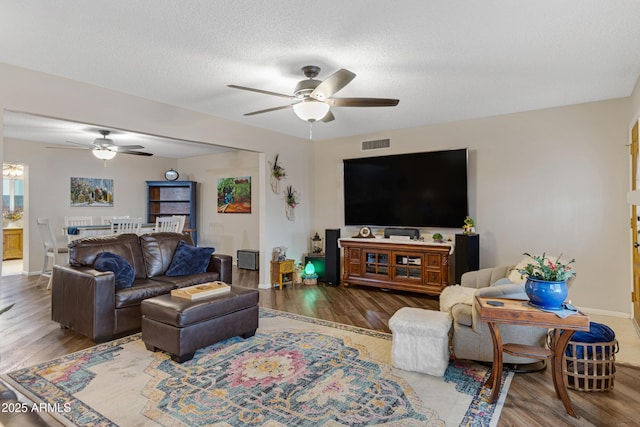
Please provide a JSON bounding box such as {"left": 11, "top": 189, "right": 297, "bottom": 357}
{"left": 269, "top": 154, "right": 287, "bottom": 194}
{"left": 284, "top": 185, "right": 299, "bottom": 221}
{"left": 285, "top": 185, "right": 299, "bottom": 208}
{"left": 517, "top": 252, "right": 576, "bottom": 282}
{"left": 271, "top": 154, "right": 286, "bottom": 180}
{"left": 3, "top": 211, "right": 23, "bottom": 222}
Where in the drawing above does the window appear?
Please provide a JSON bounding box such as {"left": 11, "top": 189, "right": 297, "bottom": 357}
{"left": 3, "top": 164, "right": 24, "bottom": 217}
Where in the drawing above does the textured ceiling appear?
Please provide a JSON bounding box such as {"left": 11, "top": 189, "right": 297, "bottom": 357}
{"left": 2, "top": 0, "right": 640, "bottom": 147}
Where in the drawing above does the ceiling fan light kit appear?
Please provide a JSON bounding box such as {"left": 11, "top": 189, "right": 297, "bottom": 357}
{"left": 229, "top": 65, "right": 399, "bottom": 128}
{"left": 292, "top": 99, "right": 331, "bottom": 122}
{"left": 47, "top": 129, "right": 153, "bottom": 162}
{"left": 92, "top": 148, "right": 117, "bottom": 160}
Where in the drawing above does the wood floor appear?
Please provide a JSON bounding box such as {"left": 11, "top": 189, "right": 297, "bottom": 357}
{"left": 1, "top": 270, "right": 639, "bottom": 426}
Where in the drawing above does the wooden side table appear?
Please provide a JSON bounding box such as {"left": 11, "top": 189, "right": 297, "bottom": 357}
{"left": 475, "top": 296, "right": 589, "bottom": 418}
{"left": 270, "top": 259, "right": 295, "bottom": 290}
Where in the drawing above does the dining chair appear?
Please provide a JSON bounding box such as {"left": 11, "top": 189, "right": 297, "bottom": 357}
{"left": 111, "top": 217, "right": 142, "bottom": 235}
{"left": 36, "top": 218, "right": 69, "bottom": 289}
{"left": 101, "top": 215, "right": 130, "bottom": 225}
{"left": 172, "top": 215, "right": 186, "bottom": 232}
{"left": 155, "top": 216, "right": 182, "bottom": 233}
{"left": 64, "top": 215, "right": 93, "bottom": 243}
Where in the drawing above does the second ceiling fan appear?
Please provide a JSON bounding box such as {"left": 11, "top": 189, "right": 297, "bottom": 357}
{"left": 229, "top": 65, "right": 399, "bottom": 123}
{"left": 49, "top": 130, "right": 153, "bottom": 160}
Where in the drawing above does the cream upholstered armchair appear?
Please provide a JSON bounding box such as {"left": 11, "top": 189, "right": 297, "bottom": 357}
{"left": 440, "top": 264, "right": 549, "bottom": 367}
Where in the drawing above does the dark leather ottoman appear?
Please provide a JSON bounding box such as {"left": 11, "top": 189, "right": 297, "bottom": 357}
{"left": 141, "top": 285, "right": 259, "bottom": 362}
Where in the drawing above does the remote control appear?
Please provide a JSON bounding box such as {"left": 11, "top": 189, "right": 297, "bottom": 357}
{"left": 487, "top": 300, "right": 504, "bottom": 307}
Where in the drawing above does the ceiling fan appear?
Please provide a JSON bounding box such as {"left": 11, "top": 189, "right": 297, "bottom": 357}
{"left": 228, "top": 65, "right": 399, "bottom": 123}
{"left": 48, "top": 130, "right": 153, "bottom": 162}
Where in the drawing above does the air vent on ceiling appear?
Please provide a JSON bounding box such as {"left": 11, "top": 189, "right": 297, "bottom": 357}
{"left": 361, "top": 138, "right": 390, "bottom": 151}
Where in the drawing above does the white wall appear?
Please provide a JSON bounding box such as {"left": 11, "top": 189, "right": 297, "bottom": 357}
{"left": 3, "top": 138, "right": 175, "bottom": 273}
{"left": 630, "top": 74, "right": 640, "bottom": 122}
{"left": 0, "top": 63, "right": 314, "bottom": 285}
{"left": 2, "top": 61, "right": 638, "bottom": 310}
{"left": 313, "top": 98, "right": 632, "bottom": 316}
{"left": 177, "top": 150, "right": 260, "bottom": 258}
{"left": 3, "top": 138, "right": 265, "bottom": 274}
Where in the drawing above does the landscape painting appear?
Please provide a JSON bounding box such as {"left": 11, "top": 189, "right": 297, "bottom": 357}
{"left": 70, "top": 177, "right": 114, "bottom": 207}
{"left": 217, "top": 176, "right": 251, "bottom": 213}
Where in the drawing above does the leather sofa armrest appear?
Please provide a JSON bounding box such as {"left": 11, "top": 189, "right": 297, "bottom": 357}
{"left": 52, "top": 265, "right": 117, "bottom": 342}
{"left": 208, "top": 254, "right": 233, "bottom": 284}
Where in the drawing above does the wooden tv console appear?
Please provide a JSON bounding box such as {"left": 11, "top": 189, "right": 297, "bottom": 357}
{"left": 339, "top": 237, "right": 452, "bottom": 295}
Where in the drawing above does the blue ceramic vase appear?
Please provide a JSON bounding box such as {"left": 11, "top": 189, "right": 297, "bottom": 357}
{"left": 525, "top": 277, "right": 568, "bottom": 310}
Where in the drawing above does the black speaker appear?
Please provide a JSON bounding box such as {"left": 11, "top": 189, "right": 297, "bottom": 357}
{"left": 325, "top": 229, "right": 341, "bottom": 286}
{"left": 455, "top": 234, "right": 479, "bottom": 284}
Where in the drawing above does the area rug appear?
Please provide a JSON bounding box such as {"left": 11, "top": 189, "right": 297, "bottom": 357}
{"left": 3, "top": 308, "right": 512, "bottom": 426}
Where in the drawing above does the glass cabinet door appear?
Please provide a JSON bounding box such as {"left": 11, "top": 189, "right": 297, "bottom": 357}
{"left": 365, "top": 251, "right": 389, "bottom": 275}
{"left": 392, "top": 253, "right": 423, "bottom": 280}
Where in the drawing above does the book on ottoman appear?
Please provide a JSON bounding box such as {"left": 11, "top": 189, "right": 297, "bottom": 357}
{"left": 171, "top": 281, "right": 231, "bottom": 300}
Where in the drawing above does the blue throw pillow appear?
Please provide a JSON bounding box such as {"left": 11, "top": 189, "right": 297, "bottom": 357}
{"left": 165, "top": 241, "right": 215, "bottom": 277}
{"left": 93, "top": 252, "right": 135, "bottom": 290}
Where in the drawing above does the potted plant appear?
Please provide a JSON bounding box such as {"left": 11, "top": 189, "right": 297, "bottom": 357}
{"left": 462, "top": 216, "right": 475, "bottom": 235}
{"left": 432, "top": 233, "right": 444, "bottom": 243}
{"left": 517, "top": 253, "right": 576, "bottom": 309}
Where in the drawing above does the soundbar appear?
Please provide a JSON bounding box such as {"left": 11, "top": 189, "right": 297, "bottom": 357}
{"left": 383, "top": 228, "right": 420, "bottom": 239}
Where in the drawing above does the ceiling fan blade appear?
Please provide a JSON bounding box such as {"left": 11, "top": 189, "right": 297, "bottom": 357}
{"left": 327, "top": 97, "right": 399, "bottom": 107}
{"left": 120, "top": 150, "right": 153, "bottom": 156}
{"left": 65, "top": 140, "right": 89, "bottom": 147}
{"left": 244, "top": 104, "right": 293, "bottom": 116}
{"left": 321, "top": 110, "right": 335, "bottom": 123}
{"left": 228, "top": 85, "right": 295, "bottom": 99}
{"left": 310, "top": 69, "right": 356, "bottom": 101}
{"left": 46, "top": 145, "right": 88, "bottom": 150}
{"left": 113, "top": 145, "right": 145, "bottom": 150}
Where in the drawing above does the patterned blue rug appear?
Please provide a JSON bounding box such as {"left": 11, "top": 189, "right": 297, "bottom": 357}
{"left": 3, "top": 308, "right": 512, "bottom": 426}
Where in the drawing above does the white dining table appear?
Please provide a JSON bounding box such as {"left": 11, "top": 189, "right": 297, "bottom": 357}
{"left": 64, "top": 223, "right": 156, "bottom": 239}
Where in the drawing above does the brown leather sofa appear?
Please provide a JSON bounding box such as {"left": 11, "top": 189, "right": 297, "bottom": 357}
{"left": 51, "top": 232, "right": 232, "bottom": 342}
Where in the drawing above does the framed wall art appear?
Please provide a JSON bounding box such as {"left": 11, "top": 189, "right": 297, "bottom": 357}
{"left": 70, "top": 177, "right": 114, "bottom": 207}
{"left": 217, "top": 176, "right": 251, "bottom": 213}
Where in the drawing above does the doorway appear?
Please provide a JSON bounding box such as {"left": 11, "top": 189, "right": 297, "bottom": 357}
{"left": 2, "top": 162, "right": 25, "bottom": 276}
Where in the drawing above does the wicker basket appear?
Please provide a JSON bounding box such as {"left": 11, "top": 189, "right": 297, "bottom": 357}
{"left": 563, "top": 339, "right": 618, "bottom": 392}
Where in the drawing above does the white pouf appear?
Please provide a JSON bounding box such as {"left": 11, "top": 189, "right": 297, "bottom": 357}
{"left": 389, "top": 307, "right": 452, "bottom": 376}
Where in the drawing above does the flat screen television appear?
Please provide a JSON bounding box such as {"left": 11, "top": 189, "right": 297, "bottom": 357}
{"left": 343, "top": 148, "right": 468, "bottom": 228}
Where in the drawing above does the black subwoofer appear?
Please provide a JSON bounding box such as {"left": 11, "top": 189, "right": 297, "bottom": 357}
{"left": 325, "top": 229, "right": 341, "bottom": 286}
{"left": 455, "top": 233, "right": 479, "bottom": 284}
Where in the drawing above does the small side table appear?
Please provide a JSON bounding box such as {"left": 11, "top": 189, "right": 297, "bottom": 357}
{"left": 270, "top": 259, "right": 295, "bottom": 290}
{"left": 475, "top": 296, "right": 589, "bottom": 418}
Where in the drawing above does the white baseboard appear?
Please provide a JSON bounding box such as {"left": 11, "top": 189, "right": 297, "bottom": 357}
{"left": 577, "top": 306, "right": 631, "bottom": 319}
